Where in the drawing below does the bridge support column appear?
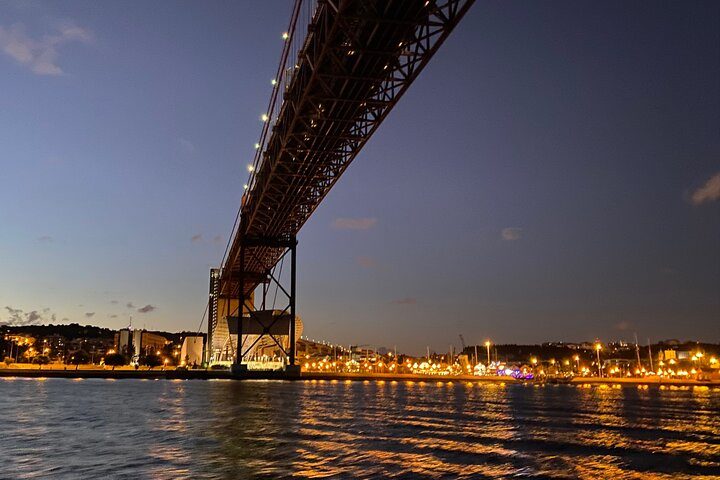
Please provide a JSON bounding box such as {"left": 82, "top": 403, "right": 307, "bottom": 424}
{"left": 236, "top": 241, "right": 245, "bottom": 368}
{"left": 289, "top": 238, "right": 296, "bottom": 367}
{"left": 206, "top": 268, "right": 220, "bottom": 365}
{"left": 231, "top": 235, "right": 298, "bottom": 372}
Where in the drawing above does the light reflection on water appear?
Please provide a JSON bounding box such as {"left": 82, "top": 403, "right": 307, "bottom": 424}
{"left": 0, "top": 379, "right": 719, "bottom": 479}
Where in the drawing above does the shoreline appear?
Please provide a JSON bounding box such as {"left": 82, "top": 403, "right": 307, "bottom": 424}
{"left": 1, "top": 367, "right": 719, "bottom": 387}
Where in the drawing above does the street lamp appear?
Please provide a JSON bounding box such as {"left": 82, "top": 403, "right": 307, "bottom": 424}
{"left": 573, "top": 354, "right": 580, "bottom": 373}
{"left": 595, "top": 343, "right": 602, "bottom": 378}
{"left": 484, "top": 340, "right": 491, "bottom": 366}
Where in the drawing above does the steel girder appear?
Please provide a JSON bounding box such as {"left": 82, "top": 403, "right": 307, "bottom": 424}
{"left": 220, "top": 0, "right": 474, "bottom": 299}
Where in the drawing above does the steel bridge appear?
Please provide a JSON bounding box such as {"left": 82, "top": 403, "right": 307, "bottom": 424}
{"left": 208, "top": 0, "right": 474, "bottom": 371}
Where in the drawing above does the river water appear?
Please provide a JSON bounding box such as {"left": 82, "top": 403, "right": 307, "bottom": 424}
{"left": 0, "top": 378, "right": 718, "bottom": 479}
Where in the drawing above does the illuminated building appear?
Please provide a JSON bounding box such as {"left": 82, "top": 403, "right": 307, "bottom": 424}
{"left": 180, "top": 336, "right": 204, "bottom": 367}
{"left": 114, "top": 328, "right": 168, "bottom": 361}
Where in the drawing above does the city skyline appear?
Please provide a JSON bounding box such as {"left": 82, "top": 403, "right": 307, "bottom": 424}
{"left": 1, "top": 0, "right": 719, "bottom": 354}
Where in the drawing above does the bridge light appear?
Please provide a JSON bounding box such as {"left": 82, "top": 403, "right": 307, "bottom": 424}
{"left": 282, "top": 32, "right": 289, "bottom": 40}
{"left": 271, "top": 79, "right": 277, "bottom": 86}
{"left": 261, "top": 113, "right": 269, "bottom": 122}
{"left": 243, "top": 184, "right": 248, "bottom": 190}
{"left": 247, "top": 165, "right": 255, "bottom": 173}
{"left": 254, "top": 143, "right": 260, "bottom": 149}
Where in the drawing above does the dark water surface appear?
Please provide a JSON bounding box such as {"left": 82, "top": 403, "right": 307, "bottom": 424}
{"left": 1, "top": 378, "right": 719, "bottom": 479}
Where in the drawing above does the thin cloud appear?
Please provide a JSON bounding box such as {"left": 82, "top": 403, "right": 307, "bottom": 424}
{"left": 58, "top": 24, "right": 92, "bottom": 42}
{"left": 126, "top": 302, "right": 135, "bottom": 309}
{"left": 45, "top": 155, "right": 64, "bottom": 167}
{"left": 691, "top": 172, "right": 720, "bottom": 206}
{"left": 2, "top": 306, "right": 57, "bottom": 326}
{"left": 137, "top": 304, "right": 156, "bottom": 314}
{"left": 390, "top": 297, "right": 417, "bottom": 305}
{"left": 110, "top": 300, "right": 119, "bottom": 304}
{"left": 356, "top": 256, "right": 376, "bottom": 269}
{"left": 37, "top": 235, "right": 53, "bottom": 243}
{"left": 109, "top": 314, "right": 118, "bottom": 319}
{"left": 333, "top": 217, "right": 377, "bottom": 230}
{"left": 614, "top": 321, "right": 631, "bottom": 331}
{"left": 501, "top": 227, "right": 522, "bottom": 241}
{"left": 4, "top": 307, "right": 22, "bottom": 319}
{"left": 191, "top": 234, "right": 203, "bottom": 243}
{"left": 0, "top": 22, "right": 92, "bottom": 76}
{"left": 213, "top": 235, "right": 223, "bottom": 245}
{"left": 178, "top": 138, "right": 195, "bottom": 153}
{"left": 85, "top": 312, "right": 95, "bottom": 318}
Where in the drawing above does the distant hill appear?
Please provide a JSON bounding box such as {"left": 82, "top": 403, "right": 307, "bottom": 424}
{"left": 0, "top": 323, "right": 205, "bottom": 342}
{"left": 1, "top": 323, "right": 114, "bottom": 340}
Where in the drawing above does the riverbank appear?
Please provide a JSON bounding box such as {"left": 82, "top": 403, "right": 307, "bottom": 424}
{"left": 1, "top": 366, "right": 719, "bottom": 387}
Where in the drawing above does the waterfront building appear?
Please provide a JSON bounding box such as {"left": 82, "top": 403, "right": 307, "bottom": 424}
{"left": 658, "top": 349, "right": 691, "bottom": 362}
{"left": 114, "top": 328, "right": 168, "bottom": 360}
{"left": 297, "top": 337, "right": 346, "bottom": 358}
{"left": 180, "top": 336, "right": 204, "bottom": 367}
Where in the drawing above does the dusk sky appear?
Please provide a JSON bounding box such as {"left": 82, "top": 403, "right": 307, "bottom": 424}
{"left": 1, "top": 1, "right": 718, "bottom": 353}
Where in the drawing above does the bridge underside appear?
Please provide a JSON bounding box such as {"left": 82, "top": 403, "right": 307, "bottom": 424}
{"left": 210, "top": 0, "right": 473, "bottom": 366}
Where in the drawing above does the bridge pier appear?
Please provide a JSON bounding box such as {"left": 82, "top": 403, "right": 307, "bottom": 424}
{"left": 237, "top": 235, "right": 298, "bottom": 369}
{"left": 210, "top": 235, "right": 299, "bottom": 371}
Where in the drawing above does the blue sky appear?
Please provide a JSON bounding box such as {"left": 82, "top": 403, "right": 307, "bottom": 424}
{"left": 1, "top": 1, "right": 718, "bottom": 353}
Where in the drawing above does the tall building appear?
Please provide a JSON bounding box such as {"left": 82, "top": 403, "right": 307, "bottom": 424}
{"left": 114, "top": 328, "right": 168, "bottom": 360}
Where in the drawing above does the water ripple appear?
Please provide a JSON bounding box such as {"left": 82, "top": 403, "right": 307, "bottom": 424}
{"left": 0, "top": 379, "right": 719, "bottom": 478}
